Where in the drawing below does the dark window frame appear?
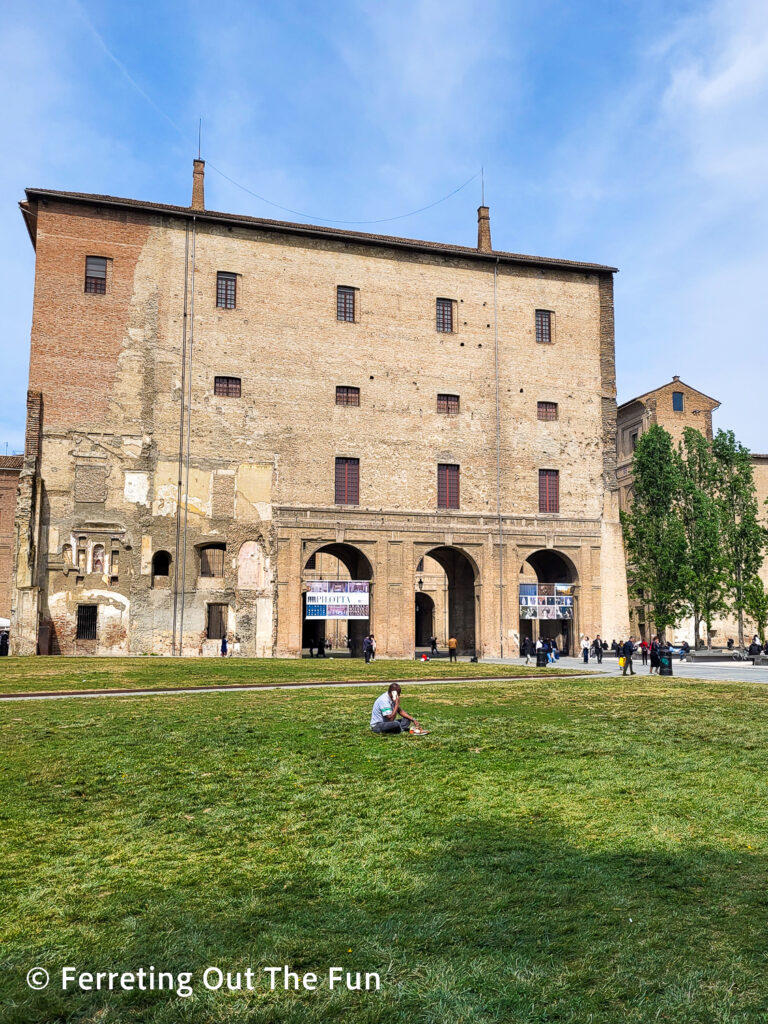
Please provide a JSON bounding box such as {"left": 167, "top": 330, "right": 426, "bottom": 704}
{"left": 672, "top": 391, "right": 684, "bottom": 412}
{"left": 537, "top": 401, "right": 558, "bottom": 421}
{"left": 337, "top": 286, "right": 356, "bottom": 323}
{"left": 335, "top": 386, "right": 360, "bottom": 407}
{"left": 214, "top": 376, "right": 242, "bottom": 398}
{"left": 535, "top": 309, "right": 553, "bottom": 344}
{"left": 335, "top": 457, "right": 360, "bottom": 505}
{"left": 76, "top": 604, "right": 98, "bottom": 640}
{"left": 538, "top": 469, "right": 560, "bottom": 513}
{"left": 200, "top": 544, "right": 226, "bottom": 578}
{"left": 437, "top": 463, "right": 460, "bottom": 509}
{"left": 216, "top": 272, "right": 237, "bottom": 309}
{"left": 437, "top": 393, "right": 460, "bottom": 415}
{"left": 85, "top": 256, "right": 107, "bottom": 294}
{"left": 436, "top": 297, "right": 454, "bottom": 333}
{"left": 305, "top": 552, "right": 317, "bottom": 570}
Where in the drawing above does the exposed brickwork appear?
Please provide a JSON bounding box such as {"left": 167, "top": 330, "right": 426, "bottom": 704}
{"left": 12, "top": 173, "right": 630, "bottom": 657}
{"left": 0, "top": 463, "right": 21, "bottom": 618}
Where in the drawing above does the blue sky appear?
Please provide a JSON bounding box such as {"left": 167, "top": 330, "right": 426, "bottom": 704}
{"left": 1, "top": 0, "right": 766, "bottom": 453}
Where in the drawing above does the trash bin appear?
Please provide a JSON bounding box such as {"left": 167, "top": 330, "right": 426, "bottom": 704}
{"left": 659, "top": 645, "right": 673, "bottom": 677}
{"left": 536, "top": 649, "right": 548, "bottom": 668}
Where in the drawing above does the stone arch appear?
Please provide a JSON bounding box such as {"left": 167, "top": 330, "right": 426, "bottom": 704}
{"left": 414, "top": 591, "right": 435, "bottom": 647}
{"left": 423, "top": 545, "right": 479, "bottom": 655}
{"left": 151, "top": 550, "right": 171, "bottom": 588}
{"left": 301, "top": 543, "right": 374, "bottom": 658}
{"left": 519, "top": 548, "right": 579, "bottom": 655}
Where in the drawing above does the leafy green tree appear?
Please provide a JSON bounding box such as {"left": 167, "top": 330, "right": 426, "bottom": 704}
{"left": 620, "top": 425, "right": 688, "bottom": 639}
{"left": 676, "top": 428, "right": 727, "bottom": 646}
{"left": 711, "top": 430, "right": 767, "bottom": 649}
{"left": 744, "top": 579, "right": 768, "bottom": 642}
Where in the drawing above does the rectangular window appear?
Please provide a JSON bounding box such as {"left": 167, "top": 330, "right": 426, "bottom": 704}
{"left": 214, "top": 376, "right": 242, "bottom": 398}
{"left": 216, "top": 272, "right": 237, "bottom": 309}
{"left": 306, "top": 552, "right": 317, "bottom": 570}
{"left": 436, "top": 298, "right": 454, "bottom": 333}
{"left": 438, "top": 464, "right": 460, "bottom": 509}
{"left": 539, "top": 469, "right": 560, "bottom": 513}
{"left": 76, "top": 604, "right": 98, "bottom": 640}
{"left": 207, "top": 603, "right": 228, "bottom": 640}
{"left": 335, "top": 386, "right": 360, "bottom": 407}
{"left": 200, "top": 546, "right": 225, "bottom": 577}
{"left": 535, "top": 309, "right": 552, "bottom": 344}
{"left": 672, "top": 391, "right": 684, "bottom": 411}
{"left": 631, "top": 431, "right": 638, "bottom": 450}
{"left": 335, "top": 457, "right": 359, "bottom": 505}
{"left": 537, "top": 401, "right": 558, "bottom": 421}
{"left": 437, "top": 393, "right": 460, "bottom": 415}
{"left": 337, "top": 286, "right": 356, "bottom": 322}
{"left": 85, "top": 256, "right": 107, "bottom": 294}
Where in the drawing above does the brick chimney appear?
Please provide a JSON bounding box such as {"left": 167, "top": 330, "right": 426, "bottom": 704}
{"left": 477, "top": 206, "right": 492, "bottom": 252}
{"left": 191, "top": 159, "right": 205, "bottom": 210}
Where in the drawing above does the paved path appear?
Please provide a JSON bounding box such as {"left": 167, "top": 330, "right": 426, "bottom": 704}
{"left": 485, "top": 655, "right": 768, "bottom": 685}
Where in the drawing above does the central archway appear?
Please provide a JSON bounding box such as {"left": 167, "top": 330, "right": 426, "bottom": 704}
{"left": 420, "top": 546, "right": 478, "bottom": 655}
{"left": 519, "top": 549, "right": 578, "bottom": 656}
{"left": 302, "top": 543, "right": 373, "bottom": 658}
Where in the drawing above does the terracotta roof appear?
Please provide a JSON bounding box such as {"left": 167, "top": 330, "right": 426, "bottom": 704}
{"left": 618, "top": 377, "right": 721, "bottom": 411}
{"left": 0, "top": 455, "right": 23, "bottom": 469}
{"left": 22, "top": 187, "right": 618, "bottom": 274}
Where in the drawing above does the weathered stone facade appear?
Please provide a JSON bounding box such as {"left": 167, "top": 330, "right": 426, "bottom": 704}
{"left": 11, "top": 164, "right": 630, "bottom": 656}
{"left": 0, "top": 456, "right": 22, "bottom": 620}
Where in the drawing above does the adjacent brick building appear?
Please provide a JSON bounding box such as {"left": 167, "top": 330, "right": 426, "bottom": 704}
{"left": 11, "top": 162, "right": 630, "bottom": 656}
{"left": 0, "top": 455, "right": 22, "bottom": 620}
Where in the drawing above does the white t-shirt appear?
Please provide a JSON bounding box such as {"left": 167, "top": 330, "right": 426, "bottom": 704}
{"left": 370, "top": 691, "right": 395, "bottom": 727}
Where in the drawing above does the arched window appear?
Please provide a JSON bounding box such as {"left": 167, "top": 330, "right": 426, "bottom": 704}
{"left": 92, "top": 544, "right": 105, "bottom": 574}
{"left": 152, "top": 550, "right": 171, "bottom": 577}
{"left": 200, "top": 543, "right": 226, "bottom": 578}
{"left": 62, "top": 543, "right": 72, "bottom": 564}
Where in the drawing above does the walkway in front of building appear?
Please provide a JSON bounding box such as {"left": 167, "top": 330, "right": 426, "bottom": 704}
{"left": 485, "top": 655, "right": 768, "bottom": 686}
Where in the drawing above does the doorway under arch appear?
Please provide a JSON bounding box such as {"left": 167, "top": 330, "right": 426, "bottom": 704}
{"left": 519, "top": 549, "right": 578, "bottom": 656}
{"left": 420, "top": 546, "right": 478, "bottom": 655}
{"left": 414, "top": 592, "right": 435, "bottom": 647}
{"left": 301, "top": 543, "right": 373, "bottom": 658}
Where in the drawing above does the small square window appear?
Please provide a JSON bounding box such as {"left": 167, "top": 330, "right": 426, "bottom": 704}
{"left": 537, "top": 401, "right": 558, "bottom": 421}
{"left": 200, "top": 545, "right": 226, "bottom": 577}
{"left": 306, "top": 552, "right": 317, "bottom": 570}
{"left": 539, "top": 469, "right": 559, "bottom": 513}
{"left": 438, "top": 464, "right": 460, "bottom": 509}
{"left": 336, "top": 386, "right": 360, "bottom": 407}
{"left": 214, "top": 376, "right": 241, "bottom": 398}
{"left": 436, "top": 298, "right": 454, "bottom": 333}
{"left": 337, "top": 286, "right": 356, "bottom": 322}
{"left": 535, "top": 309, "right": 552, "bottom": 344}
{"left": 335, "top": 457, "right": 359, "bottom": 505}
{"left": 437, "top": 394, "right": 460, "bottom": 415}
{"left": 217, "top": 272, "right": 237, "bottom": 309}
{"left": 85, "top": 256, "right": 107, "bottom": 294}
{"left": 672, "top": 391, "right": 684, "bottom": 411}
{"left": 76, "top": 604, "right": 98, "bottom": 639}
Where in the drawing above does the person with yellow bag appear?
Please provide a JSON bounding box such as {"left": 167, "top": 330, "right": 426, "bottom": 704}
{"left": 621, "top": 637, "right": 636, "bottom": 676}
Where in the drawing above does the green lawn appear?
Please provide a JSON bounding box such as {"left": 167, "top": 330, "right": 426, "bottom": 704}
{"left": 2, "top": 677, "right": 767, "bottom": 1023}
{"left": 0, "top": 656, "right": 586, "bottom": 695}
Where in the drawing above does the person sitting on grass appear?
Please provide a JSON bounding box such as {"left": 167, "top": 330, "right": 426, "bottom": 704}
{"left": 370, "top": 683, "right": 421, "bottom": 734}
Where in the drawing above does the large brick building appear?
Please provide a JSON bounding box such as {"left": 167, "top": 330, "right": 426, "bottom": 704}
{"left": 10, "top": 162, "right": 630, "bottom": 656}
{"left": 0, "top": 455, "right": 23, "bottom": 621}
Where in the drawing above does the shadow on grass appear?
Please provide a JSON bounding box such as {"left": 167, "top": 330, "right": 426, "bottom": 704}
{"left": 4, "top": 817, "right": 767, "bottom": 1024}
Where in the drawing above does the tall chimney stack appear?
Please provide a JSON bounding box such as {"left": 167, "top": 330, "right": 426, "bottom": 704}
{"left": 191, "top": 159, "right": 205, "bottom": 210}
{"left": 477, "top": 205, "right": 492, "bottom": 252}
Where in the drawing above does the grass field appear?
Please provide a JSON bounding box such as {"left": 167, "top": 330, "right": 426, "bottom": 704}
{"left": 2, "top": 674, "right": 768, "bottom": 1023}
{"left": 0, "top": 656, "right": 586, "bottom": 695}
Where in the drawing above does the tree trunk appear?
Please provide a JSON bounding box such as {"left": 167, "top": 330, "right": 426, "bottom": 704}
{"left": 693, "top": 611, "right": 701, "bottom": 649}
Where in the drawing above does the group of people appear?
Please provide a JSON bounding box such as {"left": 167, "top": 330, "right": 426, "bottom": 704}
{"left": 744, "top": 636, "right": 768, "bottom": 656}
{"left": 520, "top": 635, "right": 561, "bottom": 664}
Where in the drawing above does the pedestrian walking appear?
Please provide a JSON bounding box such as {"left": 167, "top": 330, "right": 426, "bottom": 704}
{"left": 521, "top": 636, "right": 531, "bottom": 665}
{"left": 430, "top": 635, "right": 438, "bottom": 656}
{"left": 621, "top": 636, "right": 636, "bottom": 675}
{"left": 649, "top": 636, "right": 661, "bottom": 674}
{"left": 220, "top": 633, "right": 228, "bottom": 657}
{"left": 448, "top": 634, "right": 458, "bottom": 662}
{"left": 640, "top": 640, "right": 648, "bottom": 665}
{"left": 592, "top": 635, "right": 603, "bottom": 664}
{"left": 363, "top": 634, "right": 373, "bottom": 663}
{"left": 581, "top": 635, "right": 590, "bottom": 664}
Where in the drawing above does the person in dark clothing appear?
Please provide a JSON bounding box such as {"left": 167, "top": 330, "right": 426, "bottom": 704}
{"left": 220, "top": 634, "right": 228, "bottom": 657}
{"left": 622, "top": 637, "right": 636, "bottom": 675}
{"left": 726, "top": 637, "right": 734, "bottom": 651}
{"left": 430, "top": 636, "right": 438, "bottom": 656}
{"left": 0, "top": 631, "right": 8, "bottom": 656}
{"left": 610, "top": 639, "right": 618, "bottom": 652}
{"left": 649, "top": 636, "right": 661, "bottom": 673}
{"left": 521, "top": 636, "right": 532, "bottom": 664}
{"left": 363, "top": 635, "right": 373, "bottom": 663}
{"left": 680, "top": 640, "right": 691, "bottom": 661}
{"left": 316, "top": 637, "right": 326, "bottom": 658}
{"left": 640, "top": 640, "right": 649, "bottom": 665}
{"left": 592, "top": 635, "right": 603, "bottom": 664}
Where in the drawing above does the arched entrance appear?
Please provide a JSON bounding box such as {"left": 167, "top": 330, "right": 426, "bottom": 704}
{"left": 419, "top": 546, "right": 478, "bottom": 655}
{"left": 414, "top": 592, "right": 435, "bottom": 646}
{"left": 519, "top": 549, "right": 578, "bottom": 656}
{"left": 301, "top": 543, "right": 373, "bottom": 658}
